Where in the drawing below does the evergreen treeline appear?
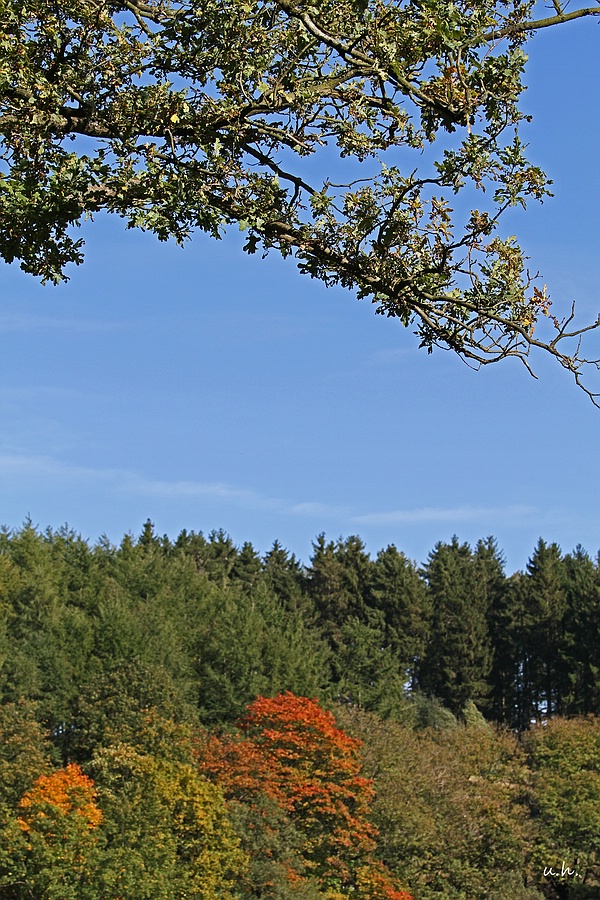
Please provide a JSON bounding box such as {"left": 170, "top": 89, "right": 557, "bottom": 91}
{"left": 2, "top": 521, "right": 600, "bottom": 899}
{"left": 2, "top": 520, "right": 600, "bottom": 731}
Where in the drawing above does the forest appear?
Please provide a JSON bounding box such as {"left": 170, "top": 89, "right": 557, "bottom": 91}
{"left": 1, "top": 520, "right": 600, "bottom": 899}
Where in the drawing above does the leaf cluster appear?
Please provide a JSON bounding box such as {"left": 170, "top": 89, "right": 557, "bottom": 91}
{"left": 1, "top": 0, "right": 599, "bottom": 397}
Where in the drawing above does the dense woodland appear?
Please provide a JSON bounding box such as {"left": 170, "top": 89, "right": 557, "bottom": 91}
{"left": 1, "top": 521, "right": 600, "bottom": 899}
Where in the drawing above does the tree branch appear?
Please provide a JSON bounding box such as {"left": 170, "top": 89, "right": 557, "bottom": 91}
{"left": 485, "top": 6, "right": 600, "bottom": 41}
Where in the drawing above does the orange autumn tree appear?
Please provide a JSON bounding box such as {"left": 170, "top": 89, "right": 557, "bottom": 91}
{"left": 201, "top": 692, "right": 412, "bottom": 899}
{"left": 4, "top": 764, "right": 103, "bottom": 900}
{"left": 18, "top": 763, "right": 103, "bottom": 832}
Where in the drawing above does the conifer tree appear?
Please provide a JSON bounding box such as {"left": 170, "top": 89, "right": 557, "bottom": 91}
{"left": 487, "top": 571, "right": 525, "bottom": 728}
{"left": 173, "top": 528, "right": 240, "bottom": 585}
{"left": 471, "top": 537, "right": 514, "bottom": 725}
{"left": 230, "top": 542, "right": 263, "bottom": 594}
{"left": 307, "top": 535, "right": 375, "bottom": 637}
{"left": 561, "top": 546, "right": 600, "bottom": 716}
{"left": 334, "top": 616, "right": 406, "bottom": 714}
{"left": 263, "top": 541, "right": 308, "bottom": 614}
{"left": 418, "top": 537, "right": 492, "bottom": 715}
{"left": 523, "top": 539, "right": 567, "bottom": 719}
{"left": 369, "top": 545, "right": 431, "bottom": 690}
{"left": 195, "top": 581, "right": 329, "bottom": 724}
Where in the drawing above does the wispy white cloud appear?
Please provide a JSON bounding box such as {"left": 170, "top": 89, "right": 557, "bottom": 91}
{"left": 0, "top": 454, "right": 283, "bottom": 512}
{"left": 0, "top": 453, "right": 539, "bottom": 528}
{"left": 0, "top": 454, "right": 120, "bottom": 482}
{"left": 0, "top": 455, "right": 344, "bottom": 517}
{"left": 130, "top": 477, "right": 283, "bottom": 511}
{"left": 351, "top": 504, "right": 535, "bottom": 526}
{"left": 0, "top": 313, "right": 125, "bottom": 334}
{"left": 288, "top": 501, "right": 350, "bottom": 518}
{"left": 0, "top": 386, "right": 94, "bottom": 404}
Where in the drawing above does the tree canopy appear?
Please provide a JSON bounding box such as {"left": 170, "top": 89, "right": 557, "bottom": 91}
{"left": 1, "top": 0, "right": 599, "bottom": 398}
{"left": 4, "top": 522, "right": 600, "bottom": 896}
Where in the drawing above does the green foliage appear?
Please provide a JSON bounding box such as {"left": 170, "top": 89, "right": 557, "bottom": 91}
{"left": 3, "top": 520, "right": 600, "bottom": 735}
{"left": 307, "top": 536, "right": 426, "bottom": 716}
{"left": 263, "top": 541, "right": 307, "bottom": 613}
{"left": 226, "top": 794, "right": 323, "bottom": 899}
{"left": 90, "top": 745, "right": 246, "bottom": 899}
{"left": 195, "top": 580, "right": 329, "bottom": 724}
{"left": 307, "top": 534, "right": 375, "bottom": 639}
{"left": 561, "top": 548, "right": 600, "bottom": 717}
{"left": 525, "top": 540, "right": 569, "bottom": 718}
{"left": 369, "top": 545, "right": 431, "bottom": 689}
{"left": 0, "top": 764, "right": 103, "bottom": 900}
{"left": 336, "top": 706, "right": 536, "bottom": 900}
{"left": 1, "top": 0, "right": 599, "bottom": 389}
{"left": 526, "top": 718, "right": 600, "bottom": 894}
{"left": 4, "top": 522, "right": 600, "bottom": 898}
{"left": 68, "top": 659, "right": 199, "bottom": 762}
{"left": 334, "top": 616, "right": 407, "bottom": 714}
{"left": 0, "top": 700, "right": 52, "bottom": 807}
{"left": 418, "top": 537, "right": 493, "bottom": 715}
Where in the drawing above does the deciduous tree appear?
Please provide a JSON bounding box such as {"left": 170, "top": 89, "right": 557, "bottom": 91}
{"left": 525, "top": 717, "right": 600, "bottom": 895}
{"left": 90, "top": 744, "right": 246, "bottom": 900}
{"left": 1, "top": 0, "right": 599, "bottom": 396}
{"left": 1, "top": 764, "right": 102, "bottom": 900}
{"left": 336, "top": 705, "right": 538, "bottom": 900}
{"left": 201, "top": 692, "right": 411, "bottom": 898}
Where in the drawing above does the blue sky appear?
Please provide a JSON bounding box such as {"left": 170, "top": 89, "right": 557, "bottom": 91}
{"left": 1, "top": 15, "right": 599, "bottom": 574}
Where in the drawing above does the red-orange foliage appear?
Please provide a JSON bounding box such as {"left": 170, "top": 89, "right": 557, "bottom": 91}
{"left": 200, "top": 692, "right": 413, "bottom": 899}
{"left": 203, "top": 693, "right": 376, "bottom": 853}
{"left": 18, "top": 763, "right": 103, "bottom": 832}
